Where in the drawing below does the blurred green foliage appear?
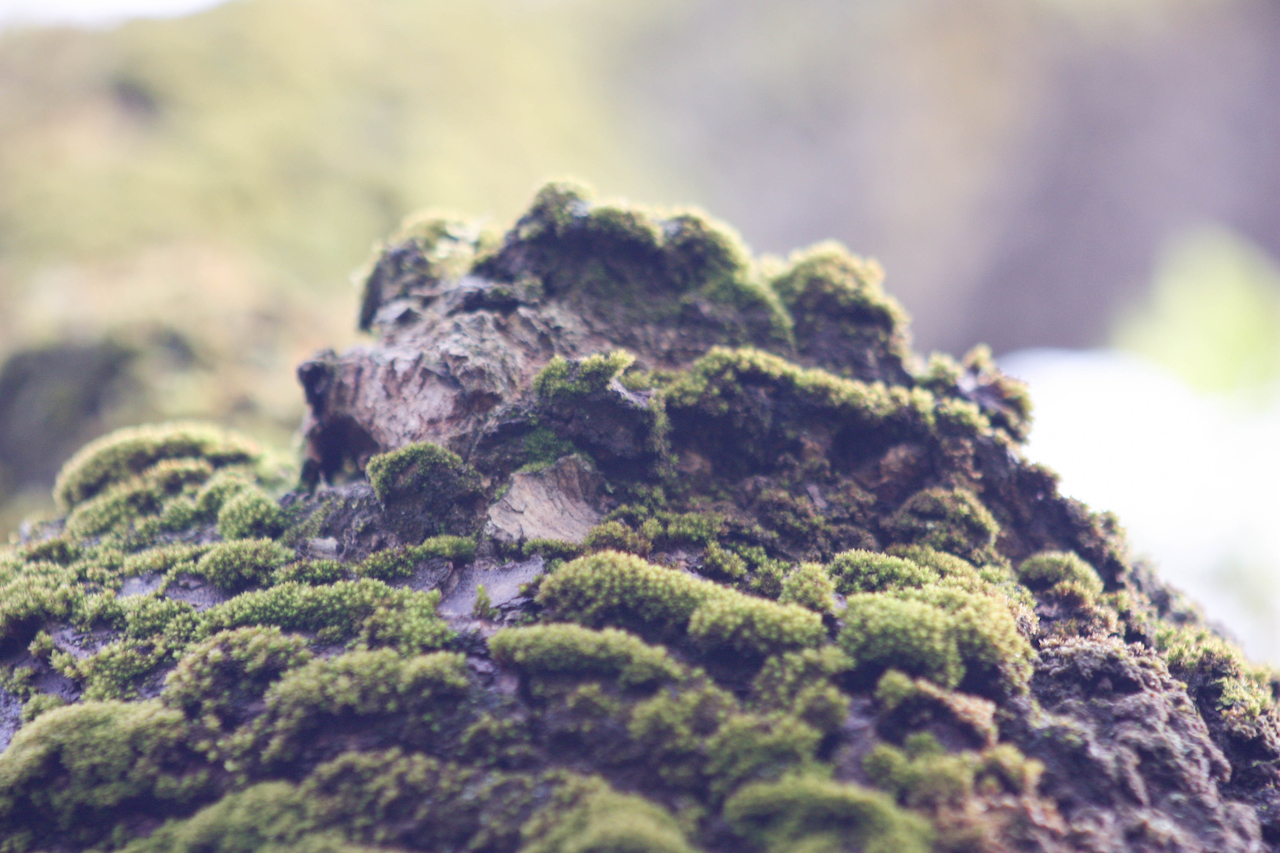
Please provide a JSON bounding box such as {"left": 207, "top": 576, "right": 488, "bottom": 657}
{"left": 1114, "top": 228, "right": 1280, "bottom": 395}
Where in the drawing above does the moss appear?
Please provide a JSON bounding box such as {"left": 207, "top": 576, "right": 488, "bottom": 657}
{"left": 686, "top": 592, "right": 826, "bottom": 658}
{"left": 198, "top": 579, "right": 452, "bottom": 653}
{"left": 225, "top": 649, "right": 469, "bottom": 774}
{"left": 64, "top": 457, "right": 214, "bottom": 539}
{"left": 884, "top": 487, "right": 1000, "bottom": 564}
{"left": 522, "top": 538, "right": 583, "bottom": 562}
{"left": 534, "top": 350, "right": 635, "bottom": 400}
{"left": 163, "top": 627, "right": 312, "bottom": 739}
{"left": 522, "top": 426, "right": 577, "bottom": 470}
{"left": 627, "top": 682, "right": 734, "bottom": 790}
{"left": 20, "top": 693, "right": 66, "bottom": 723}
{"left": 863, "top": 735, "right": 975, "bottom": 809}
{"left": 0, "top": 561, "right": 81, "bottom": 651}
{"left": 217, "top": 488, "right": 284, "bottom": 540}
{"left": 751, "top": 647, "right": 853, "bottom": 726}
{"left": 0, "top": 700, "right": 213, "bottom": 851}
{"left": 582, "top": 521, "right": 652, "bottom": 557}
{"left": 537, "top": 551, "right": 711, "bottom": 637}
{"left": 364, "top": 442, "right": 484, "bottom": 539}
{"left": 521, "top": 773, "right": 697, "bottom": 853}
{"left": 1018, "top": 550, "right": 1104, "bottom": 603}
{"left": 116, "top": 780, "right": 311, "bottom": 853}
{"left": 700, "top": 542, "right": 747, "bottom": 580}
{"left": 357, "top": 536, "right": 475, "bottom": 581}
{"left": 298, "top": 749, "right": 537, "bottom": 851}
{"left": 52, "top": 421, "right": 260, "bottom": 511}
{"left": 492, "top": 624, "right": 683, "bottom": 689}
{"left": 840, "top": 594, "right": 964, "bottom": 689}
{"left": 722, "top": 773, "right": 932, "bottom": 853}
{"left": 827, "top": 549, "right": 939, "bottom": 595}
{"left": 703, "top": 712, "right": 822, "bottom": 798}
{"left": 194, "top": 539, "right": 295, "bottom": 594}
{"left": 1157, "top": 623, "right": 1275, "bottom": 720}
{"left": 779, "top": 563, "right": 837, "bottom": 614}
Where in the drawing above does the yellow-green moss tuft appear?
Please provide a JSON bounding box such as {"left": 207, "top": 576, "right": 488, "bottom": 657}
{"left": 53, "top": 422, "right": 260, "bottom": 511}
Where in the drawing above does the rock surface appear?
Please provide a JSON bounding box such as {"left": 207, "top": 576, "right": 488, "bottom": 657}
{"left": 1, "top": 183, "right": 1278, "bottom": 853}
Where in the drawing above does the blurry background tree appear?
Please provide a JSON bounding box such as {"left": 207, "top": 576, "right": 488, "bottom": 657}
{"left": 3, "top": 0, "right": 1280, "bottom": 655}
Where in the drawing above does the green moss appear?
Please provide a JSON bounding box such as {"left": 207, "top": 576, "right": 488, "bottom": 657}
{"left": 522, "top": 538, "right": 584, "bottom": 562}
{"left": 117, "top": 780, "right": 311, "bottom": 853}
{"left": 522, "top": 426, "right": 577, "bottom": 470}
{"left": 884, "top": 487, "right": 1000, "bottom": 564}
{"left": 217, "top": 488, "right": 284, "bottom": 540}
{"left": 194, "top": 539, "right": 295, "bottom": 594}
{"left": 521, "top": 773, "right": 697, "bottom": 853}
{"left": 198, "top": 579, "right": 451, "bottom": 653}
{"left": 0, "top": 700, "right": 213, "bottom": 851}
{"left": 357, "top": 536, "right": 475, "bottom": 581}
{"left": 0, "top": 561, "right": 81, "bottom": 650}
{"left": 225, "top": 649, "right": 469, "bottom": 774}
{"left": 751, "top": 647, "right": 853, "bottom": 721}
{"left": 686, "top": 592, "right": 826, "bottom": 658}
{"left": 722, "top": 773, "right": 932, "bottom": 853}
{"left": 64, "top": 457, "right": 214, "bottom": 539}
{"left": 364, "top": 442, "right": 484, "bottom": 538}
{"left": 537, "top": 551, "right": 710, "bottom": 637}
{"left": 1157, "top": 624, "right": 1275, "bottom": 720}
{"left": 163, "top": 627, "right": 312, "bottom": 738}
{"left": 582, "top": 521, "right": 652, "bottom": 557}
{"left": 52, "top": 422, "right": 261, "bottom": 511}
{"left": 863, "top": 735, "right": 975, "bottom": 809}
{"left": 703, "top": 712, "right": 822, "bottom": 798}
{"left": 700, "top": 542, "right": 747, "bottom": 580}
{"left": 839, "top": 594, "right": 964, "bottom": 688}
{"left": 827, "top": 550, "right": 939, "bottom": 595}
{"left": 534, "top": 350, "right": 635, "bottom": 400}
{"left": 1018, "top": 550, "right": 1104, "bottom": 603}
{"left": 779, "top": 563, "right": 837, "bottom": 614}
{"left": 769, "top": 242, "right": 910, "bottom": 373}
{"left": 491, "top": 624, "right": 683, "bottom": 689}
{"left": 627, "top": 681, "right": 734, "bottom": 789}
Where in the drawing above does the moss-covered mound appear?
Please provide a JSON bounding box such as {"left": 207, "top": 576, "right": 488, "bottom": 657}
{"left": 3, "top": 184, "right": 1279, "bottom": 853}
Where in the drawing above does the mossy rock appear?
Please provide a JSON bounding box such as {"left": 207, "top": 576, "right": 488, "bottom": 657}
{"left": 1, "top": 185, "right": 1277, "bottom": 852}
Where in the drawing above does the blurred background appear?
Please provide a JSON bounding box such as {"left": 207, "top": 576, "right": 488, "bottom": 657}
{"left": 2, "top": 0, "right": 1279, "bottom": 661}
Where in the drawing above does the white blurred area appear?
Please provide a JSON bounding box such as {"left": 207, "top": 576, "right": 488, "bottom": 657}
{"left": 1001, "top": 348, "right": 1280, "bottom": 663}
{"left": 0, "top": 0, "right": 225, "bottom": 28}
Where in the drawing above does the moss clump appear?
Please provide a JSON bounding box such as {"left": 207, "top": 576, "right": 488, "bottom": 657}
{"left": 217, "top": 488, "right": 284, "bottom": 540}
{"left": 537, "top": 551, "right": 825, "bottom": 659}
{"left": 884, "top": 488, "right": 1000, "bottom": 565}
{"left": 1017, "top": 550, "right": 1103, "bottom": 603}
{"left": 491, "top": 625, "right": 683, "bottom": 689}
{"left": 723, "top": 773, "right": 932, "bottom": 853}
{"left": 481, "top": 182, "right": 792, "bottom": 348}
{"left": 53, "top": 422, "right": 260, "bottom": 511}
{"left": 769, "top": 241, "right": 911, "bottom": 380}
{"left": 827, "top": 550, "right": 939, "bottom": 595}
{"left": 778, "top": 563, "right": 836, "bottom": 614}
{"left": 163, "top": 627, "right": 312, "bottom": 739}
{"left": 0, "top": 701, "right": 213, "bottom": 850}
{"left": 197, "top": 579, "right": 452, "bottom": 653}
{"left": 521, "top": 773, "right": 697, "bottom": 853}
{"left": 225, "top": 649, "right": 469, "bottom": 774}
{"left": 364, "top": 443, "right": 484, "bottom": 540}
{"left": 194, "top": 539, "right": 295, "bottom": 594}
{"left": 533, "top": 351, "right": 635, "bottom": 401}
{"left": 356, "top": 536, "right": 475, "bottom": 581}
